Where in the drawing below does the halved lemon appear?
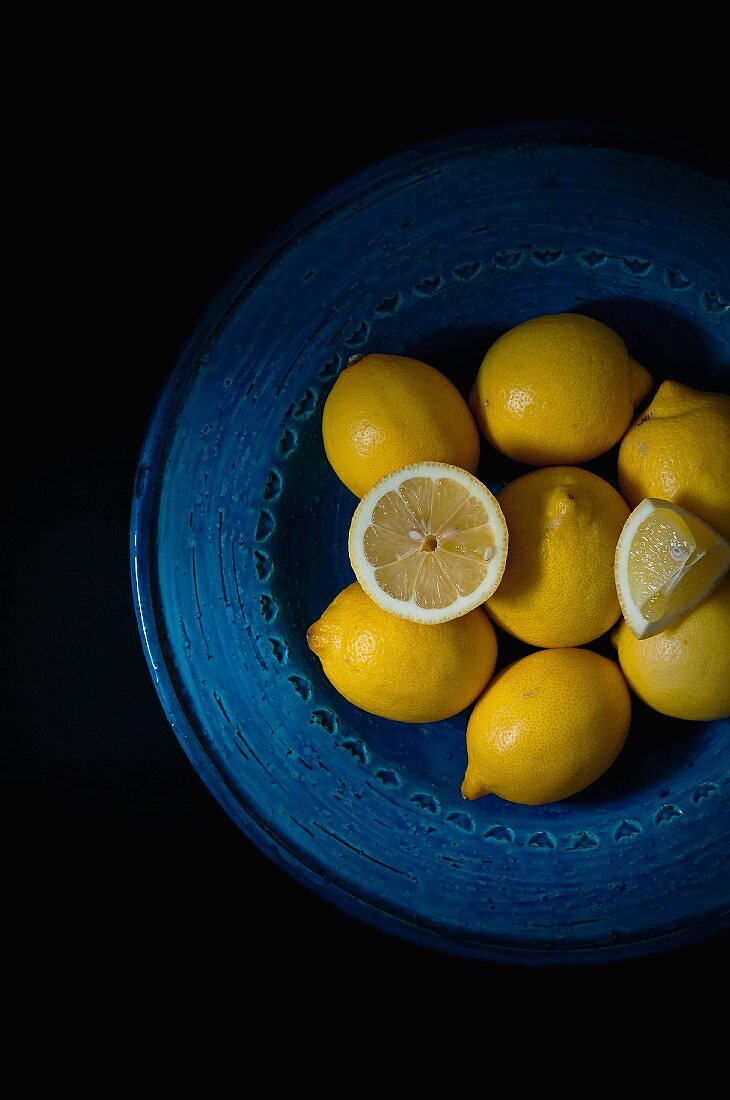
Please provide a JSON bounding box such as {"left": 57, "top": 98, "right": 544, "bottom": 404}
{"left": 348, "top": 462, "right": 508, "bottom": 624}
{"left": 615, "top": 497, "right": 730, "bottom": 639}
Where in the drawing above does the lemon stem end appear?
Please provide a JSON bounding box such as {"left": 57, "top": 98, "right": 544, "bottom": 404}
{"left": 306, "top": 623, "right": 325, "bottom": 656}
{"left": 461, "top": 769, "right": 488, "bottom": 801}
{"left": 628, "top": 356, "right": 653, "bottom": 406}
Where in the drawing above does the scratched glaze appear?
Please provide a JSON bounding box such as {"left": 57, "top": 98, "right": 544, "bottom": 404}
{"left": 132, "top": 128, "right": 729, "bottom": 963}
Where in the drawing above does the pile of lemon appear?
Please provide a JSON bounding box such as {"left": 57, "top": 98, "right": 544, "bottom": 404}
{"left": 307, "top": 313, "right": 730, "bottom": 806}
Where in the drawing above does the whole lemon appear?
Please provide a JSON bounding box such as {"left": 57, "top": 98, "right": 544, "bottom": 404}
{"left": 618, "top": 380, "right": 730, "bottom": 540}
{"left": 611, "top": 574, "right": 730, "bottom": 721}
{"left": 462, "top": 648, "right": 631, "bottom": 805}
{"left": 487, "top": 466, "right": 629, "bottom": 647}
{"left": 322, "top": 354, "right": 480, "bottom": 497}
{"left": 307, "top": 582, "right": 497, "bottom": 723}
{"left": 470, "top": 313, "right": 652, "bottom": 464}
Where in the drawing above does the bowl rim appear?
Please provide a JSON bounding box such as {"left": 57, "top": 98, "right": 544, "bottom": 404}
{"left": 130, "top": 122, "right": 729, "bottom": 964}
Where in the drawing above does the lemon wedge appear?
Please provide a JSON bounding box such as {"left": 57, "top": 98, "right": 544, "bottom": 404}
{"left": 348, "top": 462, "right": 508, "bottom": 624}
{"left": 614, "top": 498, "right": 730, "bottom": 639}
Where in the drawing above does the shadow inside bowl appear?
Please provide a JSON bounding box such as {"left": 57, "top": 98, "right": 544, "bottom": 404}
{"left": 569, "top": 702, "right": 709, "bottom": 805}
{"left": 571, "top": 297, "right": 726, "bottom": 392}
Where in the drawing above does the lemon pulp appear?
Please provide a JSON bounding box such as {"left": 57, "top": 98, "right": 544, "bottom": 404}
{"left": 349, "top": 462, "right": 507, "bottom": 624}
{"left": 616, "top": 498, "right": 730, "bottom": 638}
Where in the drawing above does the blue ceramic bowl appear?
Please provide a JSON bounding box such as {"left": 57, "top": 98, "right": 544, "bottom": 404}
{"left": 132, "top": 127, "right": 729, "bottom": 963}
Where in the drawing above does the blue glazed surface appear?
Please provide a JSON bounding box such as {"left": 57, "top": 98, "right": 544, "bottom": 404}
{"left": 132, "top": 128, "right": 729, "bottom": 963}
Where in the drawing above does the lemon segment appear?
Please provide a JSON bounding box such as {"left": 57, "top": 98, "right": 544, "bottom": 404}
{"left": 615, "top": 498, "right": 730, "bottom": 639}
{"left": 349, "top": 462, "right": 508, "bottom": 624}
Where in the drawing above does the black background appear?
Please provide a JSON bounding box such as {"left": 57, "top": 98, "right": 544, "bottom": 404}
{"left": 9, "top": 88, "right": 728, "bottom": 1002}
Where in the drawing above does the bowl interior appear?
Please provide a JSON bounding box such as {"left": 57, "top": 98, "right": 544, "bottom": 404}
{"left": 137, "top": 134, "right": 729, "bottom": 961}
